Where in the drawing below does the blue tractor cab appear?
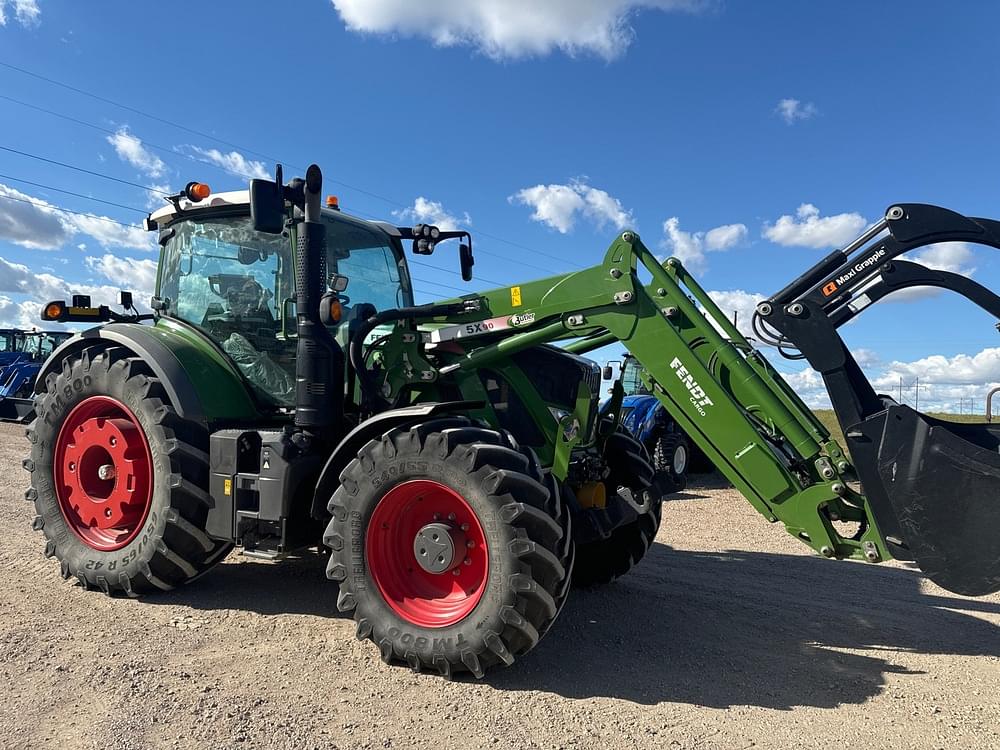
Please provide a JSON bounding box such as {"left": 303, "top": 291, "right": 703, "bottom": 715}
{"left": 0, "top": 330, "right": 73, "bottom": 422}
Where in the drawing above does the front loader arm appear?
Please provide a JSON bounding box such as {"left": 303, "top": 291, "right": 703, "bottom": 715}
{"left": 393, "top": 232, "right": 885, "bottom": 567}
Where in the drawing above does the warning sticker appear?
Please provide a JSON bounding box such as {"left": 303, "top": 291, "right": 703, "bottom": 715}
{"left": 510, "top": 286, "right": 522, "bottom": 307}
{"left": 822, "top": 281, "right": 838, "bottom": 297}
{"left": 224, "top": 478, "right": 232, "bottom": 496}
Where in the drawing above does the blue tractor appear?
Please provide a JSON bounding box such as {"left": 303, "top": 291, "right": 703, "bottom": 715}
{"left": 606, "top": 354, "right": 706, "bottom": 493}
{"left": 0, "top": 329, "right": 73, "bottom": 421}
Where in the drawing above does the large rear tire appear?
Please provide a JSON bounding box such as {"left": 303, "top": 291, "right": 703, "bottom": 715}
{"left": 572, "top": 431, "right": 662, "bottom": 587}
{"left": 324, "top": 418, "right": 572, "bottom": 678}
{"left": 24, "top": 346, "right": 232, "bottom": 595}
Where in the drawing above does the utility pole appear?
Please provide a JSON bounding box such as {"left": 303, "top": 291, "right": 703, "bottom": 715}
{"left": 914, "top": 377, "right": 920, "bottom": 412}
{"left": 898, "top": 377, "right": 903, "bottom": 403}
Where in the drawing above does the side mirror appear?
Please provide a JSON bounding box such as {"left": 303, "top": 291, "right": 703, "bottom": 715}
{"left": 329, "top": 273, "right": 349, "bottom": 293}
{"left": 250, "top": 177, "right": 285, "bottom": 234}
{"left": 602, "top": 365, "right": 614, "bottom": 380}
{"left": 460, "top": 243, "right": 474, "bottom": 282}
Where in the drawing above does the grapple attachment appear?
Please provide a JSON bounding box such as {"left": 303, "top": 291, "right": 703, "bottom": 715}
{"left": 757, "top": 203, "right": 1000, "bottom": 597}
{"left": 869, "top": 406, "right": 1000, "bottom": 596}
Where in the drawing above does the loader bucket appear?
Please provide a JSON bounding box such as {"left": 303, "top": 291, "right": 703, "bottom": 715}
{"left": 872, "top": 405, "right": 1000, "bottom": 596}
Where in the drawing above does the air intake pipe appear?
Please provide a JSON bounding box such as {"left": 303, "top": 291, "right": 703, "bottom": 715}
{"left": 294, "top": 164, "right": 344, "bottom": 436}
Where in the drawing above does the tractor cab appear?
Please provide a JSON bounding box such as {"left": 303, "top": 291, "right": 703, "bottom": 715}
{"left": 0, "top": 330, "right": 71, "bottom": 367}
{"left": 147, "top": 187, "right": 414, "bottom": 409}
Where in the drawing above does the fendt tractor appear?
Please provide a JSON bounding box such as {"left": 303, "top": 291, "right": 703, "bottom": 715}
{"left": 25, "top": 164, "right": 1000, "bottom": 678}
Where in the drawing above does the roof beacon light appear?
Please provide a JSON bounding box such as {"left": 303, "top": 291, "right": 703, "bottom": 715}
{"left": 326, "top": 195, "right": 340, "bottom": 210}
{"left": 184, "top": 182, "right": 212, "bottom": 202}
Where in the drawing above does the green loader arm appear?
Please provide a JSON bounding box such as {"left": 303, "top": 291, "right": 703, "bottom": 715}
{"left": 393, "top": 231, "right": 882, "bottom": 564}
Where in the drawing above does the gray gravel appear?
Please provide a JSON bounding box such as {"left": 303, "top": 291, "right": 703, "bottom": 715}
{"left": 0, "top": 422, "right": 997, "bottom": 750}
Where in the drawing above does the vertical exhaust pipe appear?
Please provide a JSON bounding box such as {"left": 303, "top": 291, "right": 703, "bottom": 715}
{"left": 294, "top": 164, "right": 343, "bottom": 436}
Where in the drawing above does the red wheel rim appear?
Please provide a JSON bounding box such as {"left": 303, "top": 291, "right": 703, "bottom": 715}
{"left": 53, "top": 396, "right": 153, "bottom": 552}
{"left": 366, "top": 479, "right": 488, "bottom": 628}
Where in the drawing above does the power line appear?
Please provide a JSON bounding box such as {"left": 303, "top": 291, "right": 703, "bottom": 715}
{"left": 0, "top": 93, "right": 266, "bottom": 182}
{"left": 0, "top": 61, "right": 587, "bottom": 270}
{"left": 0, "top": 172, "right": 146, "bottom": 213}
{"left": 0, "top": 193, "right": 145, "bottom": 230}
{"left": 0, "top": 59, "right": 288, "bottom": 167}
{"left": 0, "top": 144, "right": 171, "bottom": 194}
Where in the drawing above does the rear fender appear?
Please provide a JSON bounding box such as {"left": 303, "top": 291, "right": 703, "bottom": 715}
{"left": 36, "top": 322, "right": 259, "bottom": 426}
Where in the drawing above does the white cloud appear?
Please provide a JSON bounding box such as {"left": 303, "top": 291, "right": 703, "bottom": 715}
{"left": 330, "top": 0, "right": 701, "bottom": 60}
{"left": 106, "top": 127, "right": 166, "bottom": 178}
{"left": 187, "top": 146, "right": 270, "bottom": 180}
{"left": 907, "top": 242, "right": 976, "bottom": 276}
{"left": 0, "top": 0, "right": 40, "bottom": 26}
{"left": 704, "top": 289, "right": 764, "bottom": 338}
{"left": 874, "top": 348, "right": 1000, "bottom": 388}
{"left": 510, "top": 179, "right": 633, "bottom": 234}
{"left": 394, "top": 197, "right": 470, "bottom": 230}
{"left": 144, "top": 183, "right": 172, "bottom": 210}
{"left": 661, "top": 218, "right": 747, "bottom": 272}
{"left": 0, "top": 184, "right": 72, "bottom": 249}
{"left": 776, "top": 98, "right": 817, "bottom": 125}
{"left": 879, "top": 242, "right": 978, "bottom": 303}
{"left": 0, "top": 182, "right": 152, "bottom": 252}
{"left": 85, "top": 254, "right": 157, "bottom": 300}
{"left": 763, "top": 203, "right": 868, "bottom": 249}
{"left": 65, "top": 214, "right": 151, "bottom": 251}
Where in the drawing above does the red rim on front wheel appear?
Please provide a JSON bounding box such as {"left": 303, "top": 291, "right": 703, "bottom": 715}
{"left": 53, "top": 396, "right": 153, "bottom": 552}
{"left": 366, "top": 479, "right": 489, "bottom": 628}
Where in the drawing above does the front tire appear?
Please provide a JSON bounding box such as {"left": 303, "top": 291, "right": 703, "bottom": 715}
{"left": 25, "top": 346, "right": 231, "bottom": 595}
{"left": 324, "top": 418, "right": 572, "bottom": 678}
{"left": 573, "top": 431, "right": 662, "bottom": 587}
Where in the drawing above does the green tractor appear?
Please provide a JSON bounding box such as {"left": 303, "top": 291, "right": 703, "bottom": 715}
{"left": 26, "top": 164, "right": 1000, "bottom": 678}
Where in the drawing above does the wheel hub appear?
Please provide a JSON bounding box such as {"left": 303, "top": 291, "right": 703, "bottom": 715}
{"left": 413, "top": 522, "right": 467, "bottom": 574}
{"left": 54, "top": 396, "right": 153, "bottom": 552}
{"left": 366, "top": 479, "right": 488, "bottom": 628}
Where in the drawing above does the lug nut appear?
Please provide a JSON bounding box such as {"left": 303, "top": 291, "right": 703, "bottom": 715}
{"left": 97, "top": 464, "right": 116, "bottom": 481}
{"left": 460, "top": 523, "right": 469, "bottom": 532}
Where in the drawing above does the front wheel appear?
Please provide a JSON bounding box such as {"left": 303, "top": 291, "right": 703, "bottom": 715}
{"left": 25, "top": 346, "right": 231, "bottom": 595}
{"left": 324, "top": 418, "right": 572, "bottom": 678}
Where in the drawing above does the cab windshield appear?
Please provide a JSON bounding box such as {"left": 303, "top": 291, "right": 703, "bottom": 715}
{"left": 157, "top": 210, "right": 411, "bottom": 407}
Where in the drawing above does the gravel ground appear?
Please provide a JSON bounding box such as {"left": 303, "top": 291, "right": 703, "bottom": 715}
{"left": 0, "top": 420, "right": 997, "bottom": 750}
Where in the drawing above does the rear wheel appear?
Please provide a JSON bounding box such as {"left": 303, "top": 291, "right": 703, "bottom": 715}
{"left": 324, "top": 418, "right": 572, "bottom": 678}
{"left": 24, "top": 346, "right": 231, "bottom": 595}
{"left": 573, "top": 431, "right": 662, "bottom": 587}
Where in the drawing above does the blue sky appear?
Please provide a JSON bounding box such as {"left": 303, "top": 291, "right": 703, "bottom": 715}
{"left": 0, "top": 0, "right": 998, "bottom": 411}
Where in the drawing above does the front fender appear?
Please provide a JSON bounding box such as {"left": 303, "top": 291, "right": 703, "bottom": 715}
{"left": 36, "top": 320, "right": 260, "bottom": 426}
{"left": 310, "top": 401, "right": 483, "bottom": 519}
